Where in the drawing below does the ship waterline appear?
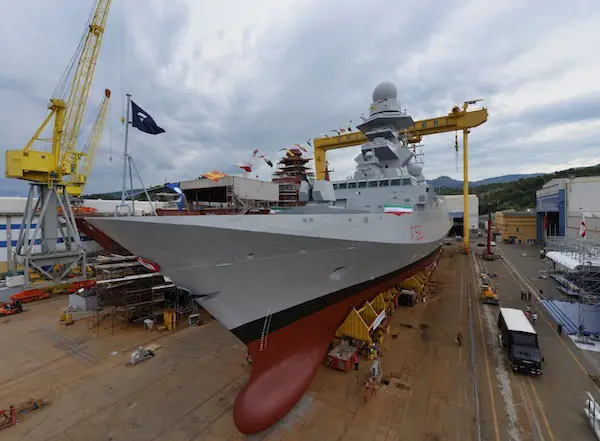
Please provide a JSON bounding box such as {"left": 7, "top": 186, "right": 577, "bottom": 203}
{"left": 87, "top": 210, "right": 449, "bottom": 338}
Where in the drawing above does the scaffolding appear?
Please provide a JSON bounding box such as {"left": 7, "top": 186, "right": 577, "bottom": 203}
{"left": 272, "top": 148, "right": 314, "bottom": 207}
{"left": 88, "top": 254, "right": 176, "bottom": 336}
{"left": 166, "top": 288, "right": 200, "bottom": 325}
{"left": 545, "top": 236, "right": 600, "bottom": 338}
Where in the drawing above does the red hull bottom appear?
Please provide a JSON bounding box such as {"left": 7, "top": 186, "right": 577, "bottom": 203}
{"left": 233, "top": 249, "right": 441, "bottom": 434}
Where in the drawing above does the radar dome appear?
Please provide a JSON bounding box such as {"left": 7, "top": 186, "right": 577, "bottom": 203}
{"left": 407, "top": 162, "right": 423, "bottom": 177}
{"left": 372, "top": 82, "right": 398, "bottom": 102}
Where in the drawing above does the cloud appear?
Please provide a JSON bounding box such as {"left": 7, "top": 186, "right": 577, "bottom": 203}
{"left": 1, "top": 0, "right": 599, "bottom": 197}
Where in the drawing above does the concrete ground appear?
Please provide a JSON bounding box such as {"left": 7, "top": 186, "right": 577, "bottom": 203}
{"left": 4, "top": 242, "right": 598, "bottom": 440}
{"left": 0, "top": 248, "right": 475, "bottom": 441}
{"left": 473, "top": 242, "right": 600, "bottom": 441}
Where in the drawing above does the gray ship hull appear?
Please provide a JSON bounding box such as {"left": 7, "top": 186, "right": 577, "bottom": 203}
{"left": 88, "top": 208, "right": 451, "bottom": 343}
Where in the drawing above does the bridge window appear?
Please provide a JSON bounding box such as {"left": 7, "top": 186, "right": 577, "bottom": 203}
{"left": 358, "top": 182, "right": 367, "bottom": 188}
{"left": 403, "top": 178, "right": 411, "bottom": 185}
{"left": 349, "top": 182, "right": 357, "bottom": 189}
{"left": 379, "top": 180, "right": 389, "bottom": 187}
{"left": 368, "top": 181, "right": 378, "bottom": 188}
{"left": 390, "top": 179, "right": 401, "bottom": 186}
{"left": 333, "top": 184, "right": 338, "bottom": 189}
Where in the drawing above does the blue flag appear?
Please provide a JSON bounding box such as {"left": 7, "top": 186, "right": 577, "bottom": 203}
{"left": 131, "top": 100, "right": 165, "bottom": 135}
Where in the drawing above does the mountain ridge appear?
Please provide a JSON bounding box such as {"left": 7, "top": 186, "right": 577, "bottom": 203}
{"left": 428, "top": 173, "right": 544, "bottom": 189}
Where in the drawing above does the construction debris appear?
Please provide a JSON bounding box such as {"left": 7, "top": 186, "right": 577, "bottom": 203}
{"left": 0, "top": 405, "right": 17, "bottom": 431}
{"left": 126, "top": 343, "right": 163, "bottom": 366}
{"left": 0, "top": 398, "right": 46, "bottom": 432}
{"left": 18, "top": 398, "right": 46, "bottom": 415}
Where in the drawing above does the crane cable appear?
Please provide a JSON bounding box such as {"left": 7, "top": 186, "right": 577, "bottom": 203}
{"left": 52, "top": 1, "right": 98, "bottom": 100}
{"left": 113, "top": 0, "right": 126, "bottom": 164}
{"left": 455, "top": 131, "right": 459, "bottom": 172}
{"left": 109, "top": 98, "right": 113, "bottom": 163}
{"left": 120, "top": 0, "right": 126, "bottom": 128}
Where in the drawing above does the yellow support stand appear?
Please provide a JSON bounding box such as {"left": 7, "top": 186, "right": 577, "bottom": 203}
{"left": 401, "top": 251, "right": 443, "bottom": 295}
{"left": 402, "top": 272, "right": 428, "bottom": 295}
{"left": 335, "top": 248, "right": 445, "bottom": 345}
{"left": 336, "top": 289, "right": 397, "bottom": 345}
{"left": 372, "top": 294, "right": 386, "bottom": 315}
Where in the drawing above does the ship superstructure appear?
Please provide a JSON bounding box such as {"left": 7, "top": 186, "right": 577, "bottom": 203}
{"left": 86, "top": 81, "right": 452, "bottom": 435}
{"left": 331, "top": 81, "right": 433, "bottom": 213}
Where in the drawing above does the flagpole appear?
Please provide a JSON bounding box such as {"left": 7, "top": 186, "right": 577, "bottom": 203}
{"left": 129, "top": 155, "right": 136, "bottom": 215}
{"left": 121, "top": 93, "right": 132, "bottom": 214}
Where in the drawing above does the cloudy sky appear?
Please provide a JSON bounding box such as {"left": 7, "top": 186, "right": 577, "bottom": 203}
{"left": 1, "top": 0, "right": 599, "bottom": 197}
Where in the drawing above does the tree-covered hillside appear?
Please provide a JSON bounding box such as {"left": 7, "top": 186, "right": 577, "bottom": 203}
{"left": 439, "top": 164, "right": 600, "bottom": 214}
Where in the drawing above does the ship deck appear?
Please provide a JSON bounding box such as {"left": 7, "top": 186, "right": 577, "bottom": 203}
{"left": 1, "top": 243, "right": 596, "bottom": 440}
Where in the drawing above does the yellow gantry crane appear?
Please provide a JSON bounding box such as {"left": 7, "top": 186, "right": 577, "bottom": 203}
{"left": 313, "top": 100, "right": 488, "bottom": 254}
{"left": 65, "top": 88, "right": 111, "bottom": 197}
{"left": 3, "top": 0, "right": 112, "bottom": 287}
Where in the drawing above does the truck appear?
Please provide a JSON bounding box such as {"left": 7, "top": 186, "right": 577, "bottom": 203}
{"left": 497, "top": 307, "right": 543, "bottom": 375}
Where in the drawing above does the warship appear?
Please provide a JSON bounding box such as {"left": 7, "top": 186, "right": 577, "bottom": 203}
{"left": 87, "top": 81, "right": 452, "bottom": 434}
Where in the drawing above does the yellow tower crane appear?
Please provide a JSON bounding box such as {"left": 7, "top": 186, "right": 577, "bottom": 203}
{"left": 4, "top": 0, "right": 112, "bottom": 287}
{"left": 313, "top": 100, "right": 488, "bottom": 254}
{"left": 65, "top": 88, "right": 112, "bottom": 197}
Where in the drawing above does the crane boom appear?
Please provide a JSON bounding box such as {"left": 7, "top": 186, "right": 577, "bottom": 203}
{"left": 313, "top": 103, "right": 488, "bottom": 180}
{"left": 312, "top": 100, "right": 488, "bottom": 254}
{"left": 61, "top": 0, "right": 111, "bottom": 171}
{"left": 4, "top": 0, "right": 111, "bottom": 184}
{"left": 65, "top": 89, "right": 111, "bottom": 197}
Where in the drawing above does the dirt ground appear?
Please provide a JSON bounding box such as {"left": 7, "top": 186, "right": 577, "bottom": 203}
{"left": 0, "top": 249, "right": 474, "bottom": 441}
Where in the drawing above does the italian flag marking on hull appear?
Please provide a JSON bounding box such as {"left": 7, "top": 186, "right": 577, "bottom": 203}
{"left": 384, "top": 204, "right": 413, "bottom": 216}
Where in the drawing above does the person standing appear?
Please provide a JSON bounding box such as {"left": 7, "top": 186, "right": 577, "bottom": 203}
{"left": 532, "top": 312, "right": 537, "bottom": 325}
{"left": 528, "top": 292, "right": 532, "bottom": 302}
{"left": 352, "top": 352, "right": 359, "bottom": 371}
{"left": 557, "top": 323, "right": 563, "bottom": 335}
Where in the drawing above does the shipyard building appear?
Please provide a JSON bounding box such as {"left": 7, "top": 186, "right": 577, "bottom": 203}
{"left": 440, "top": 194, "right": 479, "bottom": 235}
{"left": 536, "top": 176, "right": 600, "bottom": 244}
{"left": 177, "top": 176, "right": 279, "bottom": 213}
{"left": 494, "top": 210, "right": 537, "bottom": 244}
